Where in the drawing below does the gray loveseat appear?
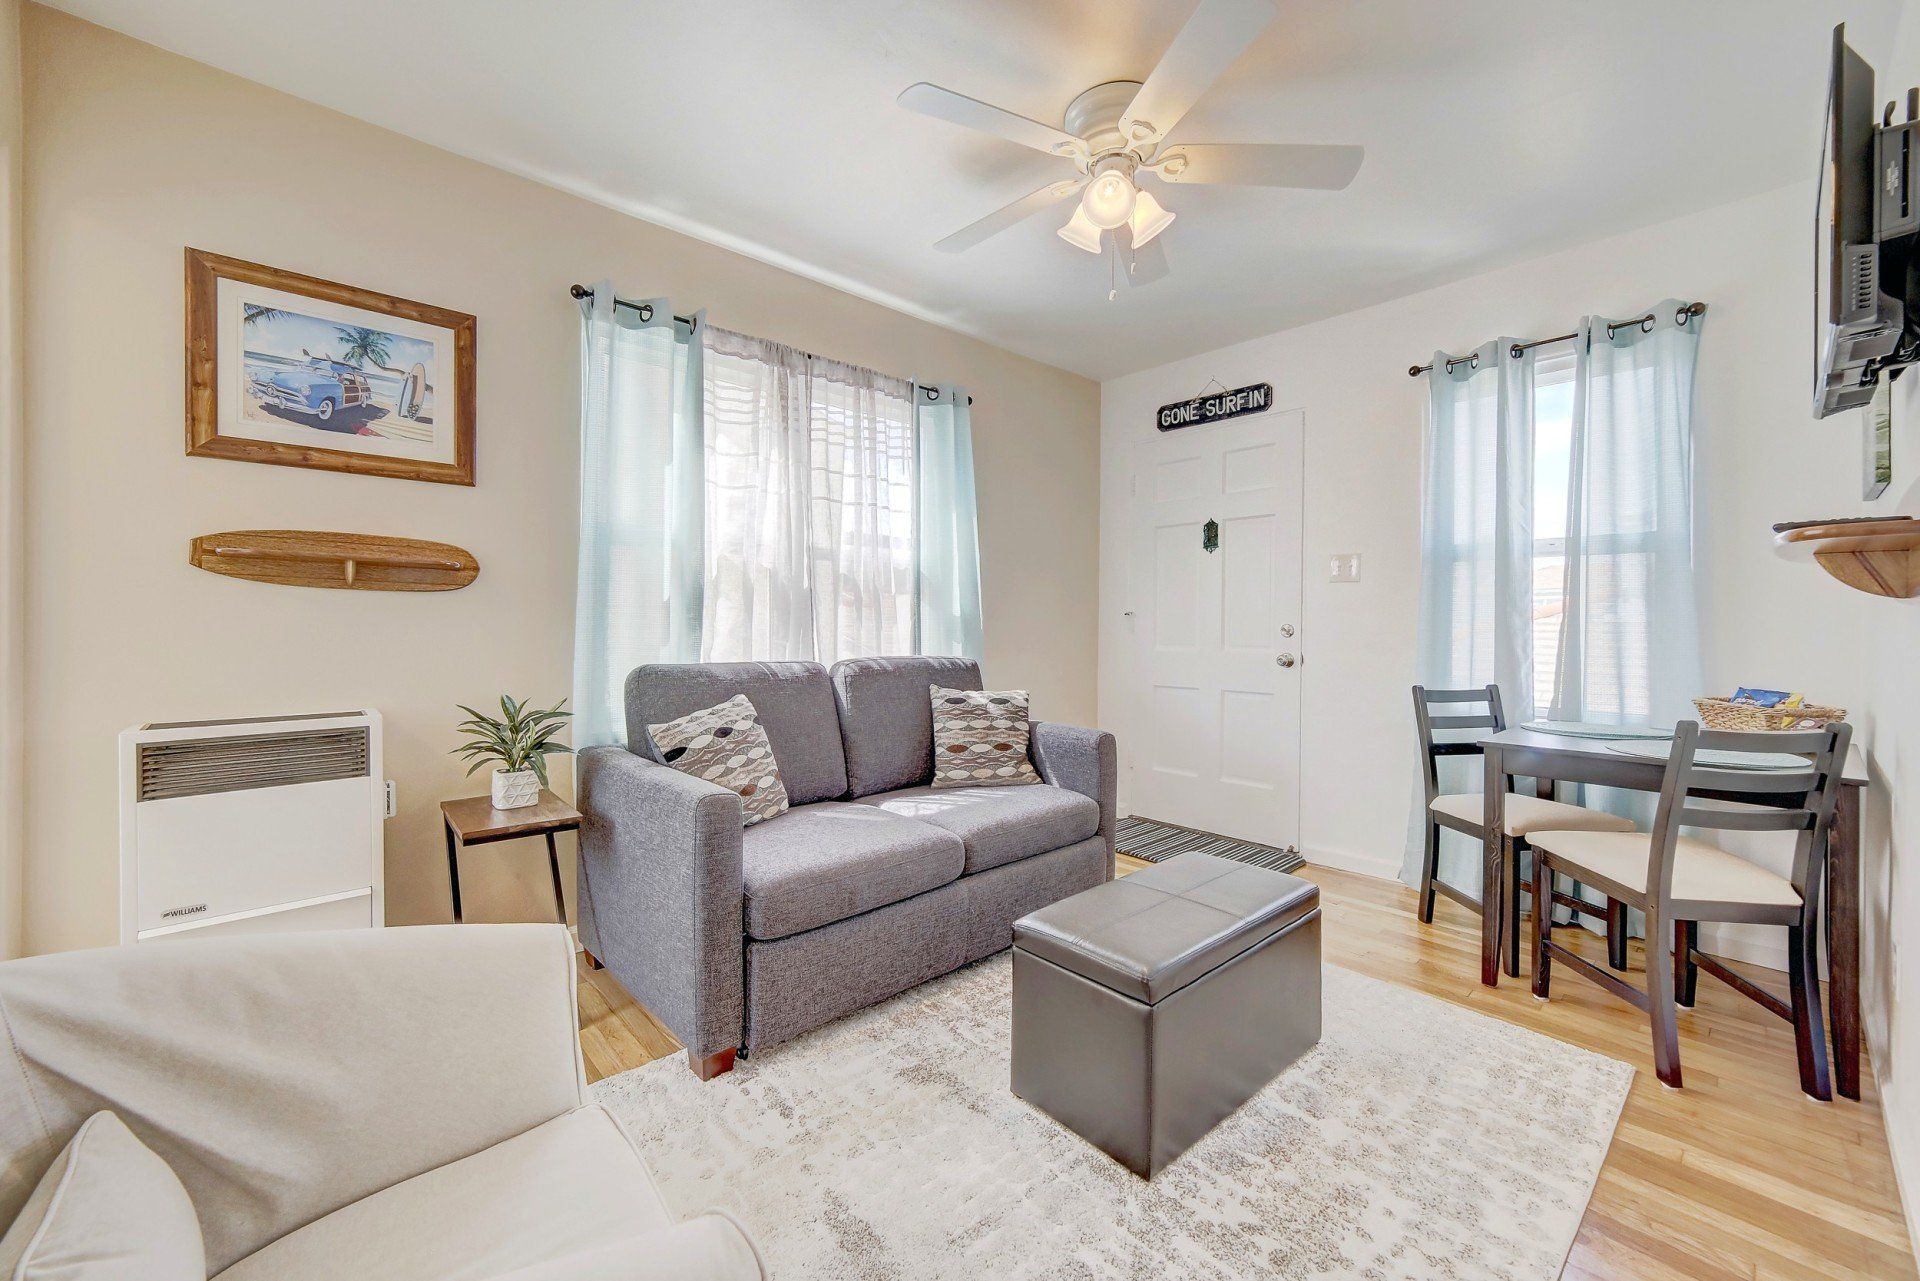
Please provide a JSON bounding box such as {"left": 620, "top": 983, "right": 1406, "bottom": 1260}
{"left": 577, "top": 656, "right": 1115, "bottom": 1079}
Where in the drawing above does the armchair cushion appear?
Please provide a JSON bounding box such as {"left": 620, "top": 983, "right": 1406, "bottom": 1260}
{"left": 854, "top": 784, "right": 1100, "bottom": 874}
{"left": 829, "top": 656, "right": 982, "bottom": 798}
{"left": 742, "top": 802, "right": 965, "bottom": 940}
{"left": 628, "top": 662, "right": 848, "bottom": 805}
{"left": 213, "top": 1105, "right": 757, "bottom": 1281}
{"left": 0, "top": 1111, "right": 204, "bottom": 1281}
{"left": 0, "top": 925, "right": 584, "bottom": 1274}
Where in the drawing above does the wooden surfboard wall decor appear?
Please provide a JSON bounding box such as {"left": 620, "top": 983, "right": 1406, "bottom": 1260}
{"left": 190, "top": 530, "right": 479, "bottom": 592}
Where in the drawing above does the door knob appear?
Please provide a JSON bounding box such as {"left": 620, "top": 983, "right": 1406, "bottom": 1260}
{"left": 1276, "top": 653, "right": 1296, "bottom": 667}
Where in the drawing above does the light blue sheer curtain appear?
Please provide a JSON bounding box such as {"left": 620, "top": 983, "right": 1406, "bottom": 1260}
{"left": 914, "top": 384, "right": 983, "bottom": 659}
{"left": 1401, "top": 339, "right": 1536, "bottom": 895}
{"left": 572, "top": 284, "right": 706, "bottom": 748}
{"left": 1552, "top": 302, "right": 1704, "bottom": 730}
{"left": 1548, "top": 305, "right": 1704, "bottom": 931}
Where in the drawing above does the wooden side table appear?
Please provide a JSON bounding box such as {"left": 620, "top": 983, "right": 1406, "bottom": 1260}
{"left": 441, "top": 790, "right": 582, "bottom": 925}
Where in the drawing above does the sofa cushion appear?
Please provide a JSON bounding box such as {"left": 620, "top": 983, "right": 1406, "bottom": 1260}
{"left": 741, "top": 802, "right": 965, "bottom": 940}
{"left": 829, "top": 656, "right": 982, "bottom": 798}
{"left": 648, "top": 695, "right": 790, "bottom": 826}
{"left": 855, "top": 784, "right": 1100, "bottom": 874}
{"left": 931, "top": 687, "right": 1040, "bottom": 788}
{"left": 213, "top": 1105, "right": 719, "bottom": 1281}
{"left": 0, "top": 1111, "right": 204, "bottom": 1281}
{"left": 628, "top": 662, "right": 848, "bottom": 805}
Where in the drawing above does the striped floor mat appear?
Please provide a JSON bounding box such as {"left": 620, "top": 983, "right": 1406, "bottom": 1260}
{"left": 1116, "top": 815, "right": 1306, "bottom": 873}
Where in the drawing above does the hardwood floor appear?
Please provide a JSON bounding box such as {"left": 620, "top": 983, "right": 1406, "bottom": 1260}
{"left": 575, "top": 856, "right": 1917, "bottom": 1279}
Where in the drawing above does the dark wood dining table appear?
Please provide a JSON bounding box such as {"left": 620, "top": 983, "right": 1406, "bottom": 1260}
{"left": 1479, "top": 725, "right": 1872, "bottom": 1099}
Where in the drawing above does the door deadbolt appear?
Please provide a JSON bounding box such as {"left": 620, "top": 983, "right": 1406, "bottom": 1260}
{"left": 1280, "top": 623, "right": 1295, "bottom": 637}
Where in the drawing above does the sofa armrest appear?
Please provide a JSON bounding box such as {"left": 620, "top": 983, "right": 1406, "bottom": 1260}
{"left": 1031, "top": 722, "right": 1117, "bottom": 850}
{"left": 578, "top": 746, "right": 746, "bottom": 1060}
{"left": 0, "top": 924, "right": 583, "bottom": 1273}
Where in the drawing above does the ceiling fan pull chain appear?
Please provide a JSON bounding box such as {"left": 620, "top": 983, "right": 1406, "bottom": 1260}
{"left": 1108, "top": 241, "right": 1118, "bottom": 301}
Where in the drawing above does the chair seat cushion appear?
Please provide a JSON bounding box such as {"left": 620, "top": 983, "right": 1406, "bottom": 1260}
{"left": 214, "top": 1106, "right": 759, "bottom": 1281}
{"left": 1528, "top": 830, "right": 1802, "bottom": 908}
{"left": 742, "top": 802, "right": 965, "bottom": 940}
{"left": 854, "top": 784, "right": 1100, "bottom": 874}
{"left": 1430, "top": 792, "right": 1638, "bottom": 838}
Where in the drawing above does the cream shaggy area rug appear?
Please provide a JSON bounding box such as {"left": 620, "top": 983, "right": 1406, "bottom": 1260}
{"left": 591, "top": 956, "right": 1631, "bottom": 1280}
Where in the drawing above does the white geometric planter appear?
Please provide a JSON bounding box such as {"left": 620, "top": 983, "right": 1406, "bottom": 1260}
{"left": 491, "top": 767, "right": 540, "bottom": 810}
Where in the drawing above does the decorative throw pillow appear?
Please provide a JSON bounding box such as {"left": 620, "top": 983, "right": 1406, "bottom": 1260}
{"left": 930, "top": 687, "right": 1041, "bottom": 788}
{"left": 649, "top": 694, "right": 791, "bottom": 826}
{"left": 0, "top": 1111, "right": 205, "bottom": 1281}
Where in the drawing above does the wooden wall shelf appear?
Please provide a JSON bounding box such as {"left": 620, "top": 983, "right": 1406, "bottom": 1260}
{"left": 190, "top": 530, "right": 479, "bottom": 592}
{"left": 1774, "top": 519, "right": 1920, "bottom": 598}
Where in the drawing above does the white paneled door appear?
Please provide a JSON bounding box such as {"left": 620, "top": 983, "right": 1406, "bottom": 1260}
{"left": 1124, "top": 410, "right": 1304, "bottom": 848}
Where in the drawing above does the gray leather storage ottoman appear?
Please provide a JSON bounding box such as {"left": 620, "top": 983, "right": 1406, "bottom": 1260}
{"left": 1010, "top": 851, "right": 1321, "bottom": 1177}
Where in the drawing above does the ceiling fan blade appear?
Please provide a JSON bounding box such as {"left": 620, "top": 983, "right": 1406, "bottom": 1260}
{"left": 898, "top": 83, "right": 1086, "bottom": 158}
{"left": 1154, "top": 142, "right": 1364, "bottom": 190}
{"left": 1117, "top": 224, "right": 1171, "bottom": 286}
{"left": 1120, "top": 0, "right": 1278, "bottom": 145}
{"left": 934, "top": 178, "right": 1087, "bottom": 253}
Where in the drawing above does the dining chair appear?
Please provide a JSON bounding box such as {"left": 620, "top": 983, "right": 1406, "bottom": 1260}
{"left": 1528, "top": 720, "right": 1852, "bottom": 1097}
{"left": 1412, "top": 685, "right": 1636, "bottom": 977}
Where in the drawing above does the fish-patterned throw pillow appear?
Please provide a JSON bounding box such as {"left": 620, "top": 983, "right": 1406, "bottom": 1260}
{"left": 930, "top": 686, "right": 1041, "bottom": 788}
{"left": 648, "top": 694, "right": 790, "bottom": 826}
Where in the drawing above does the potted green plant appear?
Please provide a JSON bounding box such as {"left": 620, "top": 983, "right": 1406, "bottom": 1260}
{"left": 454, "top": 695, "right": 572, "bottom": 810}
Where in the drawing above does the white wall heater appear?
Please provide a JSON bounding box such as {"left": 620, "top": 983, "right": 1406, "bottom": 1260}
{"left": 117, "top": 711, "right": 386, "bottom": 944}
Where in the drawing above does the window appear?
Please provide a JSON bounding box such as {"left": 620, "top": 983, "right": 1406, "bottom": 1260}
{"left": 700, "top": 329, "right": 917, "bottom": 664}
{"left": 1531, "top": 353, "right": 1574, "bottom": 712}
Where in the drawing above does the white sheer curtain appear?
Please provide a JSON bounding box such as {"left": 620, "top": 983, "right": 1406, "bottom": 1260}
{"left": 809, "top": 358, "right": 917, "bottom": 659}
{"left": 572, "top": 285, "right": 705, "bottom": 748}
{"left": 1401, "top": 339, "right": 1536, "bottom": 895}
{"left": 698, "top": 329, "right": 917, "bottom": 663}
{"left": 701, "top": 328, "right": 813, "bottom": 661}
{"left": 1552, "top": 302, "right": 1704, "bottom": 728}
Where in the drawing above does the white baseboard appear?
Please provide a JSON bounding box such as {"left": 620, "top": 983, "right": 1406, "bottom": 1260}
{"left": 1301, "top": 843, "right": 1403, "bottom": 883}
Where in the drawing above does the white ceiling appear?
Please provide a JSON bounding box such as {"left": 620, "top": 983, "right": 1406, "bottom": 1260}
{"left": 44, "top": 0, "right": 1907, "bottom": 380}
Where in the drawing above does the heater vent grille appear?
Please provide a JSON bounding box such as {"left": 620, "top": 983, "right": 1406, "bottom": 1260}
{"left": 137, "top": 728, "right": 371, "bottom": 801}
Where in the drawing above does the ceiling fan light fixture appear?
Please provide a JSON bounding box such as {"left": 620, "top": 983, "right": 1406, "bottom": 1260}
{"left": 1080, "top": 168, "right": 1138, "bottom": 230}
{"left": 1128, "top": 189, "right": 1175, "bottom": 247}
{"left": 1057, "top": 204, "right": 1104, "bottom": 253}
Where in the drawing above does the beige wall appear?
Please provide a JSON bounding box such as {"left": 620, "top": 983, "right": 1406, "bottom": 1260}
{"left": 19, "top": 7, "right": 1099, "bottom": 951}
{"left": 0, "top": 0, "right": 22, "bottom": 959}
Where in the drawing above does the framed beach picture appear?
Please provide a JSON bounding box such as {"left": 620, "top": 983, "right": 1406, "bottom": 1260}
{"left": 186, "top": 249, "right": 475, "bottom": 485}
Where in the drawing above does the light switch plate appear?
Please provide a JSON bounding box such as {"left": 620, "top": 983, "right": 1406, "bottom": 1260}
{"left": 1329, "top": 553, "right": 1362, "bottom": 583}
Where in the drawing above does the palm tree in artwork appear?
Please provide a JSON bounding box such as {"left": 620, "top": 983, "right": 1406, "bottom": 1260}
{"left": 333, "top": 324, "right": 433, "bottom": 418}
{"left": 243, "top": 304, "right": 287, "bottom": 327}
{"left": 334, "top": 325, "right": 405, "bottom": 378}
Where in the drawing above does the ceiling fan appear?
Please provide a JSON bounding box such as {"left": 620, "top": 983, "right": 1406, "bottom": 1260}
{"left": 896, "top": 0, "right": 1362, "bottom": 291}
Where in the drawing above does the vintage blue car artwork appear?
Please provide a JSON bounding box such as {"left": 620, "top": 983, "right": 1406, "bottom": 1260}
{"left": 246, "top": 357, "right": 374, "bottom": 426}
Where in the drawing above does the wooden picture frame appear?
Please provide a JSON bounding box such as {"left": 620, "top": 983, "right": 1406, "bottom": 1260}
{"left": 186, "top": 248, "right": 476, "bottom": 485}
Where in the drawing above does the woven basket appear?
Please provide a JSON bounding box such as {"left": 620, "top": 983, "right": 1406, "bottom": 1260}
{"left": 1692, "top": 696, "right": 1846, "bottom": 732}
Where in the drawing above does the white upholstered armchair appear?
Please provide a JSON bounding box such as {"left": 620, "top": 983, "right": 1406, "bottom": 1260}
{"left": 0, "top": 924, "right": 764, "bottom": 1280}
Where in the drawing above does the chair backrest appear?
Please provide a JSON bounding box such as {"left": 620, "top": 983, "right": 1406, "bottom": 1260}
{"left": 1644, "top": 720, "right": 1853, "bottom": 909}
{"left": 1410, "top": 684, "right": 1507, "bottom": 802}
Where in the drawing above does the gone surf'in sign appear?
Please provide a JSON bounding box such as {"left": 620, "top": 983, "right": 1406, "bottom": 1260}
{"left": 1156, "top": 382, "right": 1273, "bottom": 431}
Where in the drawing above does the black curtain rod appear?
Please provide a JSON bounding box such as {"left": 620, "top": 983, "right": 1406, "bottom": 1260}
{"left": 569, "top": 283, "right": 973, "bottom": 405}
{"left": 570, "top": 283, "right": 696, "bottom": 328}
{"left": 1407, "top": 302, "right": 1708, "bottom": 377}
